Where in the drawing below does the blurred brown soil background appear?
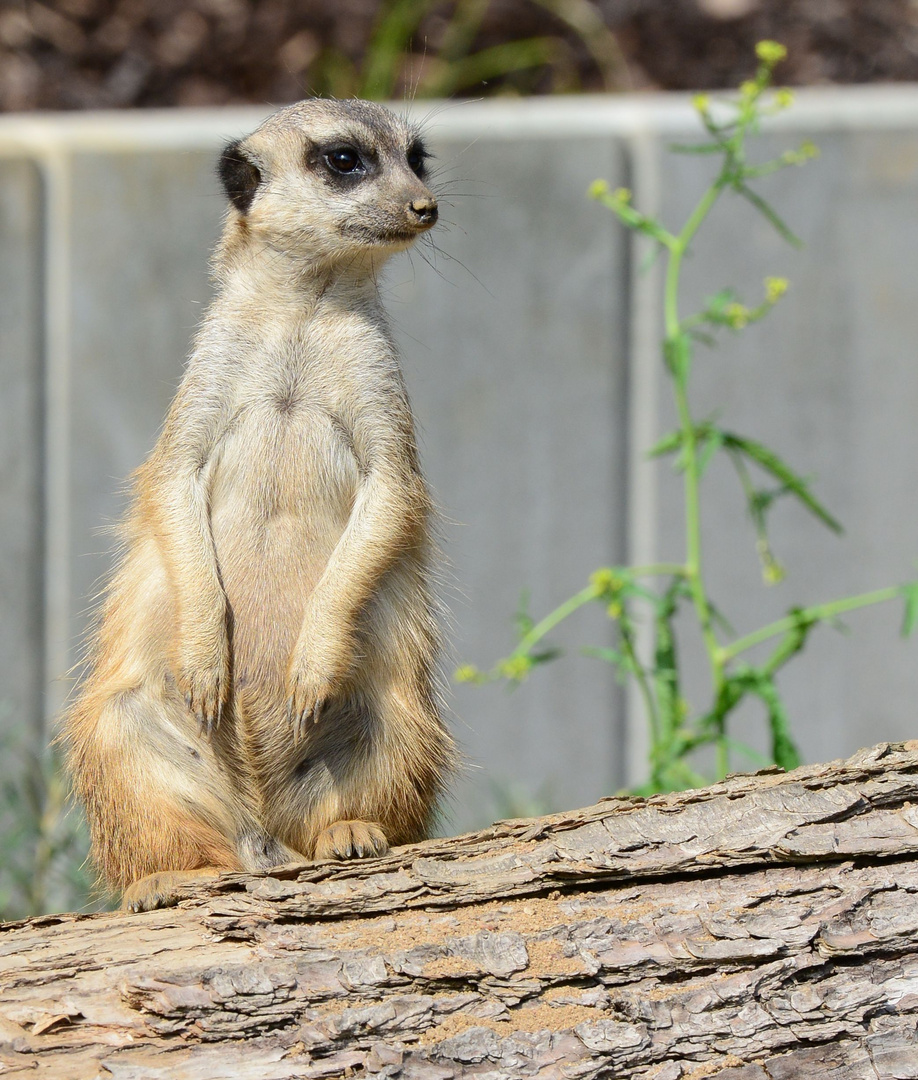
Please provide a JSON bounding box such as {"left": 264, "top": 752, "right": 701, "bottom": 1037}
{"left": 1, "top": 0, "right": 917, "bottom": 112}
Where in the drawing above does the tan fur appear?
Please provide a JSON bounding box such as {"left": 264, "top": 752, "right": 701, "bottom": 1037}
{"left": 62, "top": 100, "right": 456, "bottom": 911}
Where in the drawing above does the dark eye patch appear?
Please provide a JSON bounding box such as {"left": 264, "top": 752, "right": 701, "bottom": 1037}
{"left": 407, "top": 140, "right": 429, "bottom": 177}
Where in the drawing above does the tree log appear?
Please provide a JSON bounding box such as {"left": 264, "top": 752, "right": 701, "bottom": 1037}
{"left": 4, "top": 742, "right": 918, "bottom": 1079}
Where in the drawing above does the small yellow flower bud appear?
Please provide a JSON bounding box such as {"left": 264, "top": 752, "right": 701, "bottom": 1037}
{"left": 607, "top": 601, "right": 623, "bottom": 619}
{"left": 739, "top": 80, "right": 758, "bottom": 100}
{"left": 692, "top": 93, "right": 710, "bottom": 114}
{"left": 591, "top": 568, "right": 623, "bottom": 596}
{"left": 764, "top": 276, "right": 789, "bottom": 303}
{"left": 774, "top": 88, "right": 795, "bottom": 109}
{"left": 755, "top": 40, "right": 787, "bottom": 66}
{"left": 763, "top": 562, "right": 786, "bottom": 585}
{"left": 454, "top": 664, "right": 481, "bottom": 683}
{"left": 499, "top": 655, "right": 533, "bottom": 681}
{"left": 588, "top": 179, "right": 610, "bottom": 199}
{"left": 799, "top": 139, "right": 819, "bottom": 160}
{"left": 725, "top": 302, "right": 750, "bottom": 329}
{"left": 612, "top": 187, "right": 631, "bottom": 204}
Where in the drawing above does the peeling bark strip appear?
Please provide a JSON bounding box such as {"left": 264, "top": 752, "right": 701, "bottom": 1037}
{"left": 3, "top": 743, "right": 918, "bottom": 1078}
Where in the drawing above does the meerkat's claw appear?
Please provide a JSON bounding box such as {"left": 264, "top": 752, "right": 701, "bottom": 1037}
{"left": 122, "top": 868, "right": 224, "bottom": 913}
{"left": 287, "top": 697, "right": 308, "bottom": 738}
{"left": 287, "top": 669, "right": 333, "bottom": 736}
{"left": 292, "top": 697, "right": 323, "bottom": 737}
{"left": 185, "top": 685, "right": 225, "bottom": 737}
{"left": 178, "top": 649, "right": 229, "bottom": 736}
{"left": 314, "top": 820, "right": 389, "bottom": 861}
{"left": 193, "top": 701, "right": 215, "bottom": 736}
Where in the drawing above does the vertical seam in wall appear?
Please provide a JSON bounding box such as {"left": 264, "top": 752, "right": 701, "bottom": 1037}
{"left": 31, "top": 158, "right": 48, "bottom": 747}
{"left": 41, "top": 147, "right": 72, "bottom": 733}
{"left": 609, "top": 133, "right": 633, "bottom": 793}
{"left": 624, "top": 128, "right": 663, "bottom": 788}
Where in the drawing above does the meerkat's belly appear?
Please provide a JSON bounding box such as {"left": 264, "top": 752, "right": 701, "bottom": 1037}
{"left": 209, "top": 402, "right": 359, "bottom": 680}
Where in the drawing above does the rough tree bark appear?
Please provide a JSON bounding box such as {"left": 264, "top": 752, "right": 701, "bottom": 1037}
{"left": 3, "top": 742, "right": 918, "bottom": 1079}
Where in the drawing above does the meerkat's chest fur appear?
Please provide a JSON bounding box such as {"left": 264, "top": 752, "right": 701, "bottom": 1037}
{"left": 204, "top": 295, "right": 399, "bottom": 518}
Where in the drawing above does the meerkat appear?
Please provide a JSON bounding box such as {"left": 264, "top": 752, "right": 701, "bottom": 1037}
{"left": 63, "top": 99, "right": 456, "bottom": 913}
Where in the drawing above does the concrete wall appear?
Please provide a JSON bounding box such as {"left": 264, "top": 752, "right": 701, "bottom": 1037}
{"left": 1, "top": 88, "right": 917, "bottom": 832}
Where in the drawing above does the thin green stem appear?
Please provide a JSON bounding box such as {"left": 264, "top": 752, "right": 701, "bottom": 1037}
{"left": 619, "top": 623, "right": 660, "bottom": 747}
{"left": 719, "top": 587, "right": 902, "bottom": 663}
{"left": 664, "top": 188, "right": 723, "bottom": 344}
{"left": 664, "top": 180, "right": 729, "bottom": 771}
{"left": 514, "top": 564, "right": 686, "bottom": 655}
{"left": 516, "top": 583, "right": 600, "bottom": 654}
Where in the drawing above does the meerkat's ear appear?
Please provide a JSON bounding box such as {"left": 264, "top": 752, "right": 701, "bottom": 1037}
{"left": 219, "top": 140, "right": 262, "bottom": 214}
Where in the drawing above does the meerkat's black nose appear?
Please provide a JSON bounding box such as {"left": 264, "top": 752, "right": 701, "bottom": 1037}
{"left": 409, "top": 197, "right": 438, "bottom": 227}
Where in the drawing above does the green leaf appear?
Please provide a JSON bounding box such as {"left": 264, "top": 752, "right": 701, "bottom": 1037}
{"left": 664, "top": 333, "right": 692, "bottom": 378}
{"left": 435, "top": 0, "right": 490, "bottom": 64}
{"left": 360, "top": 0, "right": 437, "bottom": 99}
{"left": 668, "top": 141, "right": 727, "bottom": 155}
{"left": 724, "top": 665, "right": 801, "bottom": 770}
{"left": 734, "top": 182, "right": 802, "bottom": 247}
{"left": 427, "top": 36, "right": 560, "bottom": 97}
{"left": 583, "top": 645, "right": 636, "bottom": 682}
{"left": 721, "top": 432, "right": 843, "bottom": 533}
{"left": 647, "top": 429, "right": 682, "bottom": 458}
{"left": 901, "top": 582, "right": 918, "bottom": 638}
{"left": 763, "top": 608, "right": 818, "bottom": 675}
{"left": 513, "top": 591, "right": 534, "bottom": 637}
{"left": 697, "top": 427, "right": 725, "bottom": 478}
{"left": 704, "top": 287, "right": 739, "bottom": 316}
{"left": 653, "top": 581, "right": 684, "bottom": 739}
{"left": 722, "top": 738, "right": 771, "bottom": 768}
{"left": 752, "top": 675, "right": 801, "bottom": 770}
{"left": 707, "top": 598, "right": 736, "bottom": 637}
{"left": 582, "top": 645, "right": 624, "bottom": 665}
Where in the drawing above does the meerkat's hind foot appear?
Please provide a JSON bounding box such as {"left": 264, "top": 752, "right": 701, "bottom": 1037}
{"left": 121, "top": 867, "right": 226, "bottom": 913}
{"left": 314, "top": 820, "right": 389, "bottom": 861}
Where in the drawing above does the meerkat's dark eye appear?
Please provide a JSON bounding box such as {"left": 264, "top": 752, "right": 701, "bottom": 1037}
{"left": 325, "top": 147, "right": 363, "bottom": 174}
{"left": 407, "top": 143, "right": 428, "bottom": 177}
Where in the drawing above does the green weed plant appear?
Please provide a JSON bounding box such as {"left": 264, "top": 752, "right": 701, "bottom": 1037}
{"left": 0, "top": 734, "right": 97, "bottom": 920}
{"left": 312, "top": 0, "right": 623, "bottom": 100}
{"left": 459, "top": 42, "right": 918, "bottom": 795}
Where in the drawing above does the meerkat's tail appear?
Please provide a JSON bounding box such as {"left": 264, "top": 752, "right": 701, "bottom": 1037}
{"left": 63, "top": 679, "right": 246, "bottom": 904}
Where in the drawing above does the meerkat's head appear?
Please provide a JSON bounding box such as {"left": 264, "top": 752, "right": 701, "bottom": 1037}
{"left": 218, "top": 99, "right": 437, "bottom": 270}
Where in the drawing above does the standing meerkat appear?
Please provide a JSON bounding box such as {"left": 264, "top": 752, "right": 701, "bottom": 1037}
{"left": 63, "top": 99, "right": 456, "bottom": 913}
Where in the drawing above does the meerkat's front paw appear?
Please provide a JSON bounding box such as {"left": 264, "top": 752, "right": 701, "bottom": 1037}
{"left": 286, "top": 628, "right": 354, "bottom": 735}
{"left": 177, "top": 639, "right": 230, "bottom": 735}
{"left": 314, "top": 820, "right": 389, "bottom": 861}
{"left": 286, "top": 660, "right": 339, "bottom": 735}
